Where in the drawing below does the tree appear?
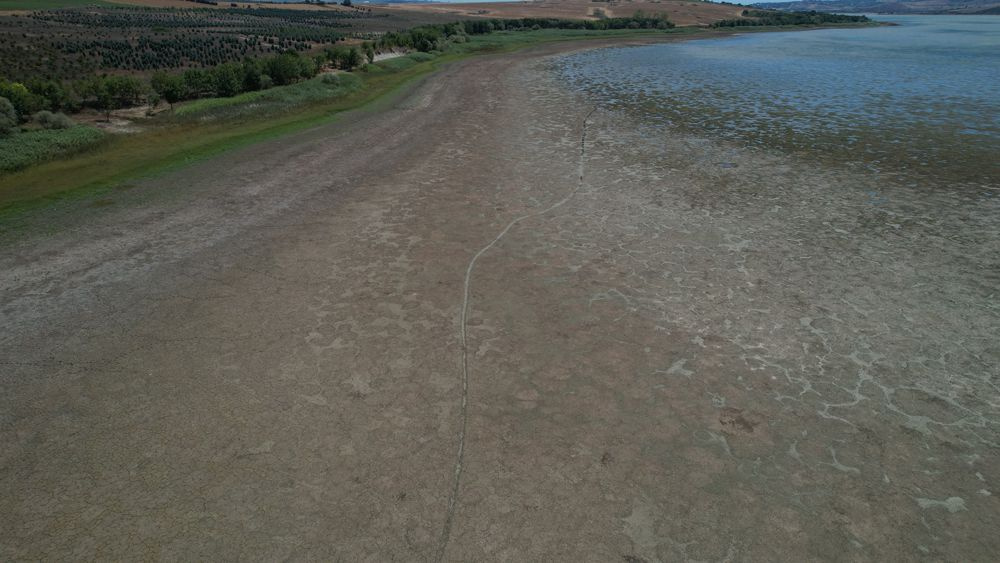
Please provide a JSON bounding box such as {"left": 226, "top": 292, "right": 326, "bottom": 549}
{"left": 241, "top": 58, "right": 264, "bottom": 91}
{"left": 345, "top": 47, "right": 362, "bottom": 70}
{"left": 212, "top": 62, "right": 243, "bottom": 97}
{"left": 0, "top": 96, "right": 17, "bottom": 136}
{"left": 341, "top": 0, "right": 351, "bottom": 6}
{"left": 24, "top": 79, "right": 70, "bottom": 112}
{"left": 265, "top": 52, "right": 303, "bottom": 86}
{"left": 0, "top": 80, "right": 42, "bottom": 118}
{"left": 151, "top": 72, "right": 187, "bottom": 109}
{"left": 91, "top": 76, "right": 144, "bottom": 121}
{"left": 182, "top": 69, "right": 213, "bottom": 98}
{"left": 325, "top": 46, "right": 350, "bottom": 70}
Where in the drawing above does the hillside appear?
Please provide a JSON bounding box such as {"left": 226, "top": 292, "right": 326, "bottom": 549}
{"left": 753, "top": 0, "right": 1000, "bottom": 14}
{"left": 380, "top": 0, "right": 748, "bottom": 27}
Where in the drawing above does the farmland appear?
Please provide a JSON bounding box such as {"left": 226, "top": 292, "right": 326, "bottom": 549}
{"left": 0, "top": 4, "right": 451, "bottom": 82}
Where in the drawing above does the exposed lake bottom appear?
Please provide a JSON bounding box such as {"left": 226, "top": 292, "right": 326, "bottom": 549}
{"left": 534, "top": 35, "right": 998, "bottom": 557}
{"left": 0, "top": 35, "right": 995, "bottom": 561}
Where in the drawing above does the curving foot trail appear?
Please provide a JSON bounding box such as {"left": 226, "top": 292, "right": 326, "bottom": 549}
{"left": 439, "top": 107, "right": 596, "bottom": 562}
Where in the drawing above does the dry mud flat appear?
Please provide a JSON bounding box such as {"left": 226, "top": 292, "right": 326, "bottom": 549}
{"left": 1, "top": 41, "right": 998, "bottom": 560}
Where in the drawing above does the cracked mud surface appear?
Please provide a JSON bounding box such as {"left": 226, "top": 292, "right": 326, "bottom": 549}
{"left": 1, "top": 40, "right": 998, "bottom": 560}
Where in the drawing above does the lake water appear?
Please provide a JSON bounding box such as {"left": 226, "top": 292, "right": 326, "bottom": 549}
{"left": 557, "top": 16, "right": 1000, "bottom": 187}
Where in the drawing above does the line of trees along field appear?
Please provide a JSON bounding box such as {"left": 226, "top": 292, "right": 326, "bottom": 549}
{"left": 0, "top": 47, "right": 367, "bottom": 124}
{"left": 0, "top": 15, "right": 676, "bottom": 128}
{"left": 712, "top": 10, "right": 871, "bottom": 27}
{"left": 374, "top": 15, "right": 675, "bottom": 53}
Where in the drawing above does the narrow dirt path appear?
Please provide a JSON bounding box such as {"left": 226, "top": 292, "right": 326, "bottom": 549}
{"left": 438, "top": 106, "right": 595, "bottom": 561}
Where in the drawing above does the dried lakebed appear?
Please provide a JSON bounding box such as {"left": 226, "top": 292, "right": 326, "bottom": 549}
{"left": 1, "top": 40, "right": 998, "bottom": 560}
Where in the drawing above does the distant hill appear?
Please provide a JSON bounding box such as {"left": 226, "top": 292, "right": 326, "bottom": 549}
{"left": 380, "top": 0, "right": 749, "bottom": 27}
{"left": 752, "top": 0, "right": 1000, "bottom": 14}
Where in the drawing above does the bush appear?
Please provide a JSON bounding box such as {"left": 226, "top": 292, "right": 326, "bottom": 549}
{"left": 33, "top": 110, "right": 75, "bottom": 130}
{"left": 0, "top": 96, "right": 17, "bottom": 136}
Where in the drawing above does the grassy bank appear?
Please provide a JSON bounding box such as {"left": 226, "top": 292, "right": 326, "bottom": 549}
{"left": 0, "top": 28, "right": 687, "bottom": 218}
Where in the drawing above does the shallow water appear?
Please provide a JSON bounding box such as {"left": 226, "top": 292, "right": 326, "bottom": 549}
{"left": 557, "top": 16, "right": 1000, "bottom": 186}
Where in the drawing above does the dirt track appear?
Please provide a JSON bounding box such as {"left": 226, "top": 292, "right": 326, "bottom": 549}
{"left": 1, "top": 40, "right": 998, "bottom": 561}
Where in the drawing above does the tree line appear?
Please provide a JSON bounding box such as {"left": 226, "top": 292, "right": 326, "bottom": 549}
{"left": 1, "top": 15, "right": 678, "bottom": 127}
{"left": 374, "top": 15, "right": 675, "bottom": 53}
{"left": 0, "top": 45, "right": 371, "bottom": 125}
{"left": 712, "top": 10, "right": 871, "bottom": 28}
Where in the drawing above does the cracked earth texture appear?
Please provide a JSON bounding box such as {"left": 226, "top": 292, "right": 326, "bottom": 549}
{"left": 1, "top": 40, "right": 998, "bottom": 561}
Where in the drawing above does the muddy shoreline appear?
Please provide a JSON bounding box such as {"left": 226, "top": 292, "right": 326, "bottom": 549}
{"left": 1, "top": 37, "right": 997, "bottom": 560}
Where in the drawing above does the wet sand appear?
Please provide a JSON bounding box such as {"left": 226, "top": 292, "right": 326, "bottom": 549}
{"left": 1, "top": 40, "right": 998, "bottom": 560}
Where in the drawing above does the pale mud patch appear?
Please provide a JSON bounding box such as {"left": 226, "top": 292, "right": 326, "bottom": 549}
{"left": 93, "top": 116, "right": 145, "bottom": 134}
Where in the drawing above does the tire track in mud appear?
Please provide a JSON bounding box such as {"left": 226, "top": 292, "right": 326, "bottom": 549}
{"left": 436, "top": 107, "right": 598, "bottom": 562}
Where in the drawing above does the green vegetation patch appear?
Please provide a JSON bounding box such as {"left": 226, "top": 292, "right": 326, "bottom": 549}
{"left": 173, "top": 73, "right": 363, "bottom": 120}
{"left": 713, "top": 10, "right": 871, "bottom": 28}
{"left": 370, "top": 52, "right": 436, "bottom": 73}
{"left": 0, "top": 124, "right": 105, "bottom": 173}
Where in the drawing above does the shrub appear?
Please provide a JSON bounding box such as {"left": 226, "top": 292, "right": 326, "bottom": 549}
{"left": 33, "top": 110, "right": 75, "bottom": 130}
{"left": 408, "top": 52, "right": 435, "bottom": 63}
